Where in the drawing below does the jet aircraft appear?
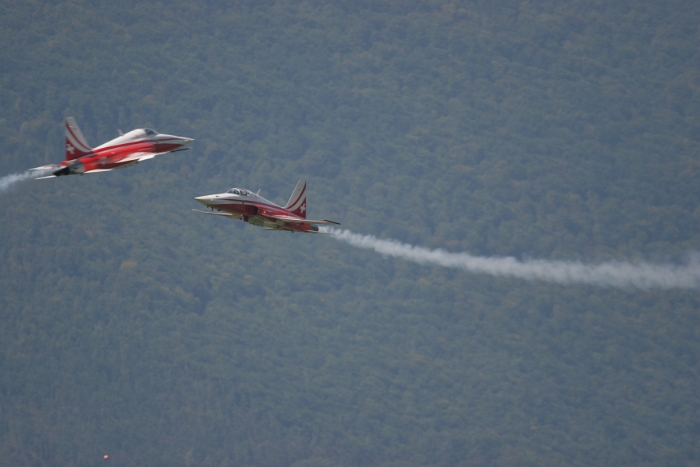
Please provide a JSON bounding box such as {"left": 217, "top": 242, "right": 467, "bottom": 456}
{"left": 193, "top": 179, "right": 340, "bottom": 233}
{"left": 31, "top": 117, "right": 194, "bottom": 178}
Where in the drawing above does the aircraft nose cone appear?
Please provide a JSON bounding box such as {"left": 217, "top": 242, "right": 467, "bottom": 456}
{"left": 194, "top": 196, "right": 210, "bottom": 205}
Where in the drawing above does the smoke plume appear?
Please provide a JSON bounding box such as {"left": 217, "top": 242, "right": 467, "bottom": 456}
{"left": 322, "top": 228, "right": 700, "bottom": 289}
{"left": 0, "top": 170, "right": 49, "bottom": 195}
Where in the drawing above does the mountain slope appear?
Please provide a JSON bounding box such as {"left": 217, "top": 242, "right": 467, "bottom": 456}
{"left": 0, "top": 1, "right": 699, "bottom": 466}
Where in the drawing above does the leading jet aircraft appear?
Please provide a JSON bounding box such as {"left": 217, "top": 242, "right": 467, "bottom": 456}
{"left": 31, "top": 117, "right": 194, "bottom": 178}
{"left": 193, "top": 179, "right": 340, "bottom": 233}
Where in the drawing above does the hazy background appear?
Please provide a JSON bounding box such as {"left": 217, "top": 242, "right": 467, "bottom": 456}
{"left": 1, "top": 1, "right": 699, "bottom": 465}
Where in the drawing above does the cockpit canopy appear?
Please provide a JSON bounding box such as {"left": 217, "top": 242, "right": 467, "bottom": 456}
{"left": 144, "top": 128, "right": 157, "bottom": 136}
{"left": 226, "top": 188, "right": 250, "bottom": 196}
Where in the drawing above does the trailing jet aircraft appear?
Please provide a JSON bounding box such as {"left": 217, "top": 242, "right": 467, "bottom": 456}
{"left": 31, "top": 117, "right": 194, "bottom": 178}
{"left": 193, "top": 179, "right": 340, "bottom": 233}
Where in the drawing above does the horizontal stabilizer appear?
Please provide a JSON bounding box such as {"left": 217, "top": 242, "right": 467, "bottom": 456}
{"left": 30, "top": 164, "right": 59, "bottom": 179}
{"left": 302, "top": 219, "right": 341, "bottom": 225}
{"left": 30, "top": 164, "right": 59, "bottom": 171}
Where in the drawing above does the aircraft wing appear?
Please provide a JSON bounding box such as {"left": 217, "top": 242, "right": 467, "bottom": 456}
{"left": 119, "top": 152, "right": 155, "bottom": 163}
{"left": 86, "top": 169, "right": 114, "bottom": 174}
{"left": 263, "top": 228, "right": 332, "bottom": 234}
{"left": 260, "top": 213, "right": 340, "bottom": 225}
{"left": 136, "top": 154, "right": 157, "bottom": 161}
{"left": 120, "top": 147, "right": 190, "bottom": 163}
{"left": 192, "top": 209, "right": 242, "bottom": 219}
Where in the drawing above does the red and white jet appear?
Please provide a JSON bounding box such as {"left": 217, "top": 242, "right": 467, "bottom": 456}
{"left": 193, "top": 179, "right": 340, "bottom": 233}
{"left": 31, "top": 117, "right": 194, "bottom": 178}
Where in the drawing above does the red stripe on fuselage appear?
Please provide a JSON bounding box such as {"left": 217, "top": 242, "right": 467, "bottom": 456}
{"left": 215, "top": 201, "right": 306, "bottom": 221}
{"left": 68, "top": 138, "right": 183, "bottom": 170}
{"left": 94, "top": 137, "right": 181, "bottom": 152}
{"left": 212, "top": 199, "right": 313, "bottom": 232}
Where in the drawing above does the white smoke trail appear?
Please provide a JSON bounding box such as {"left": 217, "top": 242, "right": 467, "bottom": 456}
{"left": 0, "top": 170, "right": 49, "bottom": 195}
{"left": 321, "top": 228, "right": 700, "bottom": 290}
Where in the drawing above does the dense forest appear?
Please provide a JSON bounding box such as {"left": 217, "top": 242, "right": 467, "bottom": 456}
{"left": 1, "top": 0, "right": 699, "bottom": 465}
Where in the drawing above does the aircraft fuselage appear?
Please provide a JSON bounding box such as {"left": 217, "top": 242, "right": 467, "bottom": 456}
{"left": 32, "top": 118, "right": 194, "bottom": 178}
{"left": 195, "top": 190, "right": 319, "bottom": 233}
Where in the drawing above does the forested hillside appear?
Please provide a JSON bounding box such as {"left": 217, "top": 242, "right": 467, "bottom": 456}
{"left": 1, "top": 1, "right": 699, "bottom": 466}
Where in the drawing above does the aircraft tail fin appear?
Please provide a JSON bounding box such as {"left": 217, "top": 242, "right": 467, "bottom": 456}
{"left": 284, "top": 179, "right": 307, "bottom": 219}
{"left": 64, "top": 117, "right": 92, "bottom": 161}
